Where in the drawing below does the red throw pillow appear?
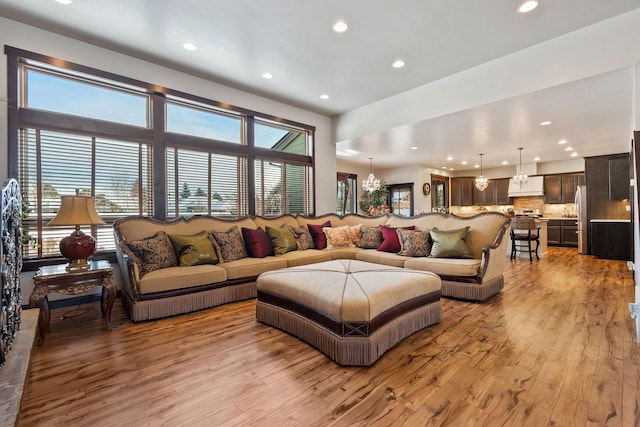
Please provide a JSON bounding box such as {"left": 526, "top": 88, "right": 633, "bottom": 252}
{"left": 307, "top": 220, "right": 331, "bottom": 249}
{"left": 241, "top": 227, "right": 274, "bottom": 258}
{"left": 377, "top": 225, "right": 415, "bottom": 253}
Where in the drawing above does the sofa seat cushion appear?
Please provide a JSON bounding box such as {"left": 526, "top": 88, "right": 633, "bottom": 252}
{"left": 220, "top": 257, "right": 288, "bottom": 280}
{"left": 326, "top": 247, "right": 361, "bottom": 260}
{"left": 355, "top": 249, "right": 409, "bottom": 267}
{"left": 138, "top": 264, "right": 228, "bottom": 294}
{"left": 404, "top": 257, "right": 481, "bottom": 277}
{"left": 279, "top": 249, "right": 332, "bottom": 267}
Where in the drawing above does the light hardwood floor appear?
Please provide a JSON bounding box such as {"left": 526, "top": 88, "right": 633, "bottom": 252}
{"left": 19, "top": 247, "right": 638, "bottom": 426}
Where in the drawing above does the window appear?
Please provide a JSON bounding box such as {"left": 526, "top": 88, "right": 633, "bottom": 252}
{"left": 7, "top": 47, "right": 315, "bottom": 264}
{"left": 166, "top": 148, "right": 248, "bottom": 217}
{"left": 25, "top": 68, "right": 149, "bottom": 127}
{"left": 254, "top": 159, "right": 313, "bottom": 216}
{"left": 388, "top": 183, "right": 414, "bottom": 216}
{"left": 19, "top": 129, "right": 153, "bottom": 258}
{"left": 255, "top": 120, "right": 311, "bottom": 155}
{"left": 166, "top": 101, "right": 243, "bottom": 143}
{"left": 336, "top": 172, "right": 357, "bottom": 215}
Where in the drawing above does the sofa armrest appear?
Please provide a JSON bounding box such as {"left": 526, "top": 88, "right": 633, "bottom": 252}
{"left": 114, "top": 235, "right": 142, "bottom": 302}
{"left": 478, "top": 222, "right": 509, "bottom": 282}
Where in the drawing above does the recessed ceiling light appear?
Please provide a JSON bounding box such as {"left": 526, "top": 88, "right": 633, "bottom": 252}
{"left": 55, "top": 0, "right": 72, "bottom": 4}
{"left": 392, "top": 60, "right": 405, "bottom": 69}
{"left": 502, "top": 161, "right": 508, "bottom": 165}
{"left": 442, "top": 166, "right": 447, "bottom": 170}
{"left": 449, "top": 168, "right": 455, "bottom": 171}
{"left": 558, "top": 139, "right": 568, "bottom": 145}
{"left": 564, "top": 146, "right": 574, "bottom": 151}
{"left": 320, "top": 94, "right": 329, "bottom": 100}
{"left": 182, "top": 42, "right": 198, "bottom": 51}
{"left": 517, "top": 0, "right": 539, "bottom": 14}
{"left": 539, "top": 121, "right": 552, "bottom": 126}
{"left": 410, "top": 146, "right": 418, "bottom": 150}
{"left": 571, "top": 152, "right": 578, "bottom": 157}
{"left": 474, "top": 164, "right": 480, "bottom": 168}
{"left": 262, "top": 72, "right": 274, "bottom": 79}
{"left": 332, "top": 21, "right": 348, "bottom": 33}
{"left": 447, "top": 155, "right": 453, "bottom": 161}
{"left": 533, "top": 156, "right": 541, "bottom": 161}
{"left": 461, "top": 160, "right": 468, "bottom": 165}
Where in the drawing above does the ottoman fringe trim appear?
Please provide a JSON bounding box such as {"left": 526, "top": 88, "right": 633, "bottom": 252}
{"left": 256, "top": 301, "right": 442, "bottom": 366}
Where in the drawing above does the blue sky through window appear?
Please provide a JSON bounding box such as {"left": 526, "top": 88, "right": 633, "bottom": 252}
{"left": 26, "top": 70, "right": 148, "bottom": 127}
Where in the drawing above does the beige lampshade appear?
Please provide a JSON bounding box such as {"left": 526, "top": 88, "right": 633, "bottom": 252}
{"left": 47, "top": 196, "right": 106, "bottom": 226}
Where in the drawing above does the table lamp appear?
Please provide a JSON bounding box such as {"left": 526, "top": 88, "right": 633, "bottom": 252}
{"left": 47, "top": 195, "right": 105, "bottom": 271}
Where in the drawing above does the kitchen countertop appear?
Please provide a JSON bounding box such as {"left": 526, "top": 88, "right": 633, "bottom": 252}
{"left": 590, "top": 219, "right": 631, "bottom": 223}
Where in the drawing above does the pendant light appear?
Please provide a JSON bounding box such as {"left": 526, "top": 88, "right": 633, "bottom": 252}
{"left": 475, "top": 153, "right": 488, "bottom": 191}
{"left": 513, "top": 147, "right": 528, "bottom": 186}
{"left": 362, "top": 158, "right": 381, "bottom": 193}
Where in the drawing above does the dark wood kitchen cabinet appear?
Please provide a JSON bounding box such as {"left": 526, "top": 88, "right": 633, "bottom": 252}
{"left": 545, "top": 173, "right": 584, "bottom": 204}
{"left": 609, "top": 155, "right": 630, "bottom": 200}
{"left": 591, "top": 221, "right": 632, "bottom": 260}
{"left": 546, "top": 218, "right": 578, "bottom": 247}
{"left": 451, "top": 177, "right": 474, "bottom": 206}
{"left": 494, "top": 178, "right": 511, "bottom": 205}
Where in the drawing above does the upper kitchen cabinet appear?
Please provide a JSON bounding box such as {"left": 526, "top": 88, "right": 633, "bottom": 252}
{"left": 451, "top": 177, "right": 474, "bottom": 206}
{"left": 609, "top": 154, "right": 630, "bottom": 200}
{"left": 473, "top": 180, "right": 495, "bottom": 205}
{"left": 544, "top": 173, "right": 584, "bottom": 204}
{"left": 494, "top": 178, "right": 511, "bottom": 205}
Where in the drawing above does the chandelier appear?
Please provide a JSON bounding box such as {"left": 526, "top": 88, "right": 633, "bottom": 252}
{"left": 475, "top": 153, "right": 488, "bottom": 191}
{"left": 362, "top": 157, "right": 381, "bottom": 193}
{"left": 513, "top": 147, "right": 528, "bottom": 186}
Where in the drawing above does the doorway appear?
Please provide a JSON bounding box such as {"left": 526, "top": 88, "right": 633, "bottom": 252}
{"left": 431, "top": 174, "right": 449, "bottom": 213}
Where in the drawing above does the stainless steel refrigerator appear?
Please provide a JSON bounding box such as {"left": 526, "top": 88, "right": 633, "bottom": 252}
{"left": 575, "top": 185, "right": 587, "bottom": 254}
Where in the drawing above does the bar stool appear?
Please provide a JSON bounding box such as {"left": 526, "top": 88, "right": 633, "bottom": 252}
{"left": 510, "top": 217, "right": 540, "bottom": 261}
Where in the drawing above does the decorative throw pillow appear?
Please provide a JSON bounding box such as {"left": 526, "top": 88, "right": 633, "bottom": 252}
{"left": 124, "top": 231, "right": 178, "bottom": 277}
{"left": 377, "top": 226, "right": 415, "bottom": 253}
{"left": 429, "top": 226, "right": 472, "bottom": 258}
{"left": 266, "top": 225, "right": 297, "bottom": 256}
{"left": 209, "top": 226, "right": 248, "bottom": 263}
{"left": 307, "top": 221, "right": 331, "bottom": 250}
{"left": 357, "top": 226, "right": 383, "bottom": 249}
{"left": 397, "top": 229, "right": 431, "bottom": 257}
{"left": 242, "top": 227, "right": 274, "bottom": 258}
{"left": 348, "top": 224, "right": 363, "bottom": 246}
{"left": 289, "top": 225, "right": 315, "bottom": 250}
{"left": 168, "top": 231, "right": 219, "bottom": 266}
{"left": 323, "top": 226, "right": 355, "bottom": 250}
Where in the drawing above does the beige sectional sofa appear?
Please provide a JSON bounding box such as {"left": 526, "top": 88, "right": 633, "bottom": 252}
{"left": 113, "top": 212, "right": 509, "bottom": 321}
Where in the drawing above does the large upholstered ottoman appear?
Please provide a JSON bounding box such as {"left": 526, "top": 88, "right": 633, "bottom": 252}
{"left": 256, "top": 260, "right": 442, "bottom": 366}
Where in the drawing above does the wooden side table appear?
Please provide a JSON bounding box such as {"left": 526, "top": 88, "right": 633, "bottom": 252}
{"left": 29, "top": 260, "right": 116, "bottom": 345}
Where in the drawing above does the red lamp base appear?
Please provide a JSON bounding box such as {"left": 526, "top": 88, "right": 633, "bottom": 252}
{"left": 59, "top": 230, "right": 96, "bottom": 271}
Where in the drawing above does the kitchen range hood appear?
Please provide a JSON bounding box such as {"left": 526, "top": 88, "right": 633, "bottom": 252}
{"left": 507, "top": 175, "right": 544, "bottom": 197}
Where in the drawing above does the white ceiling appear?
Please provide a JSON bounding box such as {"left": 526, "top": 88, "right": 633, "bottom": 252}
{"left": 1, "top": 0, "right": 639, "bottom": 171}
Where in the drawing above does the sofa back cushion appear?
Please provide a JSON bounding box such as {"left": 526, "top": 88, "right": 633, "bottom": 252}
{"left": 386, "top": 213, "right": 508, "bottom": 259}
{"left": 114, "top": 216, "right": 258, "bottom": 242}
{"left": 253, "top": 214, "right": 299, "bottom": 230}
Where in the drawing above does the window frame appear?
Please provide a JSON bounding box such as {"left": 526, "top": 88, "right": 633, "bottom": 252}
{"left": 6, "top": 46, "right": 316, "bottom": 270}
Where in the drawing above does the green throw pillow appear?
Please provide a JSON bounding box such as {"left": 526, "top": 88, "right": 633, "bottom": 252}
{"left": 169, "top": 230, "right": 219, "bottom": 266}
{"left": 429, "top": 226, "right": 472, "bottom": 258}
{"left": 266, "top": 225, "right": 297, "bottom": 256}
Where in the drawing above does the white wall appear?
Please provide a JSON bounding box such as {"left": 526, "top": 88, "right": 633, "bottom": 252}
{"left": 0, "top": 17, "right": 335, "bottom": 214}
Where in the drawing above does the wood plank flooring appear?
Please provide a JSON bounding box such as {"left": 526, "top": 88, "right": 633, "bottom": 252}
{"left": 18, "top": 248, "right": 638, "bottom": 426}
